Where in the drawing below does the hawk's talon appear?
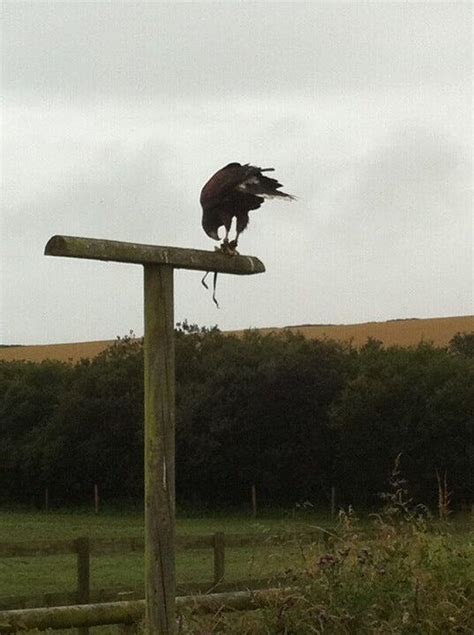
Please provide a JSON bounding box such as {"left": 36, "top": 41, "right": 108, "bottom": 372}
{"left": 226, "top": 239, "right": 239, "bottom": 255}
{"left": 218, "top": 240, "right": 238, "bottom": 256}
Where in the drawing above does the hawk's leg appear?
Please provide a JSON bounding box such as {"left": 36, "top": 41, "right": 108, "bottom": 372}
{"left": 227, "top": 231, "right": 241, "bottom": 255}
{"left": 220, "top": 228, "right": 235, "bottom": 255}
{"left": 229, "top": 213, "right": 247, "bottom": 255}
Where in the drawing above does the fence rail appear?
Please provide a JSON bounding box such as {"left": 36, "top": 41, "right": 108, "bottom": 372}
{"left": 0, "top": 587, "right": 290, "bottom": 632}
{"left": 0, "top": 528, "right": 323, "bottom": 558}
{"left": 0, "top": 576, "right": 287, "bottom": 611}
{"left": 0, "top": 529, "right": 324, "bottom": 613}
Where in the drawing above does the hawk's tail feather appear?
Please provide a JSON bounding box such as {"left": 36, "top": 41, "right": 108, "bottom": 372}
{"left": 242, "top": 172, "right": 295, "bottom": 200}
{"left": 266, "top": 190, "right": 296, "bottom": 200}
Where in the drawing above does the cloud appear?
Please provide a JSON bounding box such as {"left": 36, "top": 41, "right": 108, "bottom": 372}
{"left": 1, "top": 3, "right": 472, "bottom": 344}
{"left": 2, "top": 2, "right": 471, "bottom": 99}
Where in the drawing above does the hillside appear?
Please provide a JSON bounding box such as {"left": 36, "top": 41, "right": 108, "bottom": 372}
{"left": 240, "top": 315, "right": 474, "bottom": 348}
{"left": 0, "top": 315, "right": 472, "bottom": 364}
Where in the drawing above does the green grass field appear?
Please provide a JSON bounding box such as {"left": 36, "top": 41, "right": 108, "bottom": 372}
{"left": 0, "top": 510, "right": 332, "bottom": 599}
{"left": 0, "top": 508, "right": 472, "bottom": 633}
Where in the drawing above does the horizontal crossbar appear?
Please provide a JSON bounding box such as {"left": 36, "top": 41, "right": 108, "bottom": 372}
{"left": 0, "top": 588, "right": 289, "bottom": 631}
{"left": 45, "top": 235, "right": 265, "bottom": 275}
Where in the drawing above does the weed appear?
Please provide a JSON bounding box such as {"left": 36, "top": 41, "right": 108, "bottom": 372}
{"left": 188, "top": 461, "right": 473, "bottom": 633}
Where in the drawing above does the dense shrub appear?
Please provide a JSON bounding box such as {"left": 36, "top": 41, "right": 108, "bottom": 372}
{"left": 0, "top": 327, "right": 472, "bottom": 509}
{"left": 331, "top": 339, "right": 474, "bottom": 506}
{"left": 176, "top": 325, "right": 353, "bottom": 506}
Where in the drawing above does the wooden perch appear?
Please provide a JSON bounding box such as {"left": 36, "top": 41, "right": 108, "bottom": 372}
{"left": 44, "top": 233, "right": 265, "bottom": 635}
{"left": 45, "top": 235, "right": 265, "bottom": 275}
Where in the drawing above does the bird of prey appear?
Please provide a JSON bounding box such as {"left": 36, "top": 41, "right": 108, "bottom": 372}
{"left": 200, "top": 162, "right": 294, "bottom": 254}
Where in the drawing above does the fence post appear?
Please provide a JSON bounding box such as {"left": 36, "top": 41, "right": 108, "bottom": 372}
{"left": 94, "top": 484, "right": 99, "bottom": 514}
{"left": 251, "top": 484, "right": 257, "bottom": 518}
{"left": 330, "top": 486, "right": 336, "bottom": 519}
{"left": 74, "top": 536, "right": 90, "bottom": 635}
{"left": 213, "top": 532, "right": 225, "bottom": 584}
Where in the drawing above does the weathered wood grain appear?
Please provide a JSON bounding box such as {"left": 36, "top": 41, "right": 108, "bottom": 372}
{"left": 43, "top": 234, "right": 266, "bottom": 635}
{"left": 144, "top": 264, "right": 176, "bottom": 635}
{"left": 0, "top": 577, "right": 288, "bottom": 611}
{"left": 45, "top": 235, "right": 265, "bottom": 275}
{"left": 0, "top": 588, "right": 290, "bottom": 631}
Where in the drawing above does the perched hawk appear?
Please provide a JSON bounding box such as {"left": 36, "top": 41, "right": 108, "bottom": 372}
{"left": 200, "top": 162, "right": 294, "bottom": 254}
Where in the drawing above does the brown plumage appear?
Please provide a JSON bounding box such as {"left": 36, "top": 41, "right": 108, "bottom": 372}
{"left": 200, "top": 162, "right": 294, "bottom": 253}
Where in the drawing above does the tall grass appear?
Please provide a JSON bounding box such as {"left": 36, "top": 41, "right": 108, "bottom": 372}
{"left": 186, "top": 462, "right": 473, "bottom": 634}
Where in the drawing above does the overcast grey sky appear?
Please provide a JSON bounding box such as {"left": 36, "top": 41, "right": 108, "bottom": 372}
{"left": 1, "top": 2, "right": 472, "bottom": 345}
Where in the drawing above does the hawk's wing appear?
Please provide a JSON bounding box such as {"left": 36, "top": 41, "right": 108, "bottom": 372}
{"left": 200, "top": 163, "right": 249, "bottom": 210}
{"left": 200, "top": 162, "right": 294, "bottom": 211}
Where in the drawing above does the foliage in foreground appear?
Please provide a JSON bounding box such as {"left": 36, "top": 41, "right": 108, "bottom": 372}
{"left": 187, "top": 527, "right": 472, "bottom": 634}
{"left": 1, "top": 469, "right": 473, "bottom": 633}
{"left": 185, "top": 470, "right": 474, "bottom": 634}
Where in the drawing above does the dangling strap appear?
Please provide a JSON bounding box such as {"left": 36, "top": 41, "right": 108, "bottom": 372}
{"left": 201, "top": 271, "right": 220, "bottom": 308}
{"left": 211, "top": 271, "right": 219, "bottom": 308}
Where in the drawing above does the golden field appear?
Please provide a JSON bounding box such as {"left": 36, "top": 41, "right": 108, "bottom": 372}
{"left": 0, "top": 315, "right": 472, "bottom": 364}
{"left": 237, "top": 315, "right": 474, "bottom": 348}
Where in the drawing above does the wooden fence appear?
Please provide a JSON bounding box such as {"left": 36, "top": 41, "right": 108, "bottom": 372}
{"left": 0, "top": 529, "right": 325, "bottom": 612}
{"left": 0, "top": 587, "right": 292, "bottom": 632}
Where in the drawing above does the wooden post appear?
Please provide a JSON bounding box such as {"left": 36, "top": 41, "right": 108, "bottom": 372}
{"left": 251, "top": 484, "right": 257, "bottom": 518}
{"left": 94, "top": 484, "right": 99, "bottom": 514}
{"left": 213, "top": 532, "right": 225, "bottom": 584}
{"left": 74, "top": 537, "right": 90, "bottom": 635}
{"left": 330, "top": 485, "right": 336, "bottom": 520}
{"left": 144, "top": 264, "right": 175, "bottom": 635}
{"left": 44, "top": 235, "right": 265, "bottom": 635}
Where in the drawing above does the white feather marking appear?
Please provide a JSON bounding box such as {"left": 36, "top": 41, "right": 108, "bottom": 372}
{"left": 236, "top": 176, "right": 260, "bottom": 192}
{"left": 236, "top": 176, "right": 261, "bottom": 192}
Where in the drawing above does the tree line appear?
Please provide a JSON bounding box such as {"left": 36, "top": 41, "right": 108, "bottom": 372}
{"left": 0, "top": 324, "right": 472, "bottom": 510}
